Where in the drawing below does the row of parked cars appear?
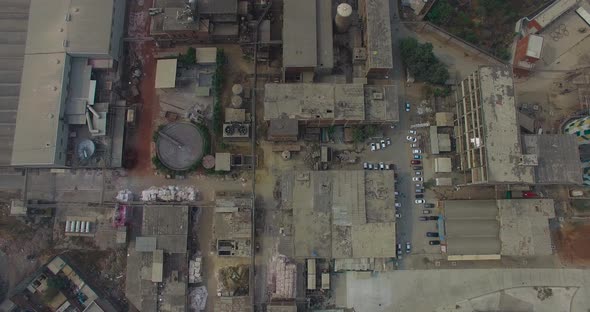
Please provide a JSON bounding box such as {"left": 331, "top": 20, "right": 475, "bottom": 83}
{"left": 370, "top": 138, "right": 392, "bottom": 151}
{"left": 363, "top": 162, "right": 393, "bottom": 170}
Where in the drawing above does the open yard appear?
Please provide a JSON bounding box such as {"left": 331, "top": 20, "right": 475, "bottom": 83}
{"left": 555, "top": 222, "right": 590, "bottom": 266}
{"left": 426, "top": 0, "right": 551, "bottom": 60}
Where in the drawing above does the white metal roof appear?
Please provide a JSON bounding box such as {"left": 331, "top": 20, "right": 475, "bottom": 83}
{"left": 526, "top": 34, "right": 543, "bottom": 59}
{"left": 155, "top": 59, "right": 178, "bottom": 88}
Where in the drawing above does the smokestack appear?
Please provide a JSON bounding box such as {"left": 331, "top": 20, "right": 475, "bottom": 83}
{"left": 335, "top": 3, "right": 353, "bottom": 33}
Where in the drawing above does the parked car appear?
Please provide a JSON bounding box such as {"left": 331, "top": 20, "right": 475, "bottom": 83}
{"left": 425, "top": 216, "right": 438, "bottom": 220}
{"left": 379, "top": 162, "right": 385, "bottom": 170}
{"left": 406, "top": 242, "right": 411, "bottom": 253}
{"left": 413, "top": 177, "right": 423, "bottom": 182}
{"left": 408, "top": 130, "right": 416, "bottom": 135}
{"left": 415, "top": 171, "right": 422, "bottom": 176}
{"left": 406, "top": 136, "right": 417, "bottom": 142}
{"left": 411, "top": 160, "right": 421, "bottom": 165}
{"left": 394, "top": 191, "right": 400, "bottom": 196}
{"left": 418, "top": 216, "right": 428, "bottom": 221}
{"left": 426, "top": 232, "right": 439, "bottom": 237}
{"left": 415, "top": 194, "right": 424, "bottom": 199}
{"left": 380, "top": 139, "right": 386, "bottom": 148}
{"left": 412, "top": 149, "right": 422, "bottom": 154}
{"left": 397, "top": 243, "right": 403, "bottom": 255}
{"left": 429, "top": 240, "right": 441, "bottom": 245}
{"left": 422, "top": 209, "right": 431, "bottom": 214}
{"left": 411, "top": 143, "right": 419, "bottom": 148}
{"left": 367, "top": 163, "right": 374, "bottom": 170}
{"left": 415, "top": 183, "right": 423, "bottom": 188}
{"left": 395, "top": 202, "right": 401, "bottom": 208}
{"left": 385, "top": 164, "right": 391, "bottom": 170}
{"left": 415, "top": 199, "right": 425, "bottom": 204}
{"left": 413, "top": 166, "right": 423, "bottom": 170}
{"left": 363, "top": 162, "right": 369, "bottom": 169}
{"left": 372, "top": 164, "right": 379, "bottom": 170}
{"left": 370, "top": 143, "right": 377, "bottom": 151}
{"left": 416, "top": 188, "right": 424, "bottom": 194}
{"left": 375, "top": 142, "right": 381, "bottom": 150}
{"left": 386, "top": 138, "right": 392, "bottom": 146}
{"left": 424, "top": 203, "right": 435, "bottom": 208}
{"left": 522, "top": 191, "right": 539, "bottom": 198}
{"left": 405, "top": 102, "right": 411, "bottom": 112}
{"left": 395, "top": 212, "right": 401, "bottom": 218}
{"left": 413, "top": 154, "right": 422, "bottom": 159}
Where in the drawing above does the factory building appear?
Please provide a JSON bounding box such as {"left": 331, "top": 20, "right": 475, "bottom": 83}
{"left": 10, "top": 0, "right": 126, "bottom": 167}
{"left": 359, "top": 0, "right": 393, "bottom": 77}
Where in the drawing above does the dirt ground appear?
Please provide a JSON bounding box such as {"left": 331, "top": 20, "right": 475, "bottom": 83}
{"left": 555, "top": 222, "right": 590, "bottom": 266}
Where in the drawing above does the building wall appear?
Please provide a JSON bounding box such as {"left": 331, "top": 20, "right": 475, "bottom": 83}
{"left": 110, "top": 0, "right": 127, "bottom": 61}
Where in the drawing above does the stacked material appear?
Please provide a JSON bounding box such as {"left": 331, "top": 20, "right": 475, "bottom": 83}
{"left": 268, "top": 255, "right": 296, "bottom": 299}
{"left": 140, "top": 185, "right": 197, "bottom": 201}
{"left": 189, "top": 286, "right": 208, "bottom": 311}
{"left": 189, "top": 257, "right": 203, "bottom": 283}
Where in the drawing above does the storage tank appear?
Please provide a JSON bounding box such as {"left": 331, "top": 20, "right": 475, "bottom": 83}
{"left": 335, "top": 3, "right": 353, "bottom": 33}
{"left": 65, "top": 220, "right": 71, "bottom": 232}
{"left": 232, "top": 84, "right": 243, "bottom": 95}
{"left": 231, "top": 95, "right": 243, "bottom": 108}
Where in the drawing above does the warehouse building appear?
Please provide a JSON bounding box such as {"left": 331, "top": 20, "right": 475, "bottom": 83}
{"left": 521, "top": 134, "right": 583, "bottom": 185}
{"left": 359, "top": 0, "right": 393, "bottom": 77}
{"left": 452, "top": 66, "right": 535, "bottom": 185}
{"left": 443, "top": 199, "right": 556, "bottom": 261}
{"left": 11, "top": 0, "right": 126, "bottom": 167}
{"left": 282, "top": 0, "right": 333, "bottom": 79}
{"left": 263, "top": 83, "right": 398, "bottom": 126}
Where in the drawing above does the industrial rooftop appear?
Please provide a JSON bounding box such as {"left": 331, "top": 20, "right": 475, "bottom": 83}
{"left": 522, "top": 134, "right": 583, "bottom": 185}
{"left": 282, "top": 0, "right": 317, "bottom": 69}
{"left": 263, "top": 83, "right": 399, "bottom": 123}
{"left": 363, "top": 0, "right": 393, "bottom": 73}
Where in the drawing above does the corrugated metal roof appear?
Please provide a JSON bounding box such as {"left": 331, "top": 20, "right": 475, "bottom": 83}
{"left": 282, "top": 0, "right": 317, "bottom": 68}
{"left": 155, "top": 59, "right": 178, "bottom": 88}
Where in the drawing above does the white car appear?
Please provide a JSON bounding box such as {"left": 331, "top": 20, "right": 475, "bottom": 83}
{"left": 406, "top": 242, "right": 411, "bottom": 253}
{"left": 415, "top": 171, "right": 422, "bottom": 176}
{"left": 370, "top": 143, "right": 376, "bottom": 151}
{"left": 395, "top": 212, "right": 402, "bottom": 218}
{"left": 413, "top": 177, "right": 423, "bottom": 182}
{"left": 386, "top": 138, "right": 392, "bottom": 146}
{"left": 380, "top": 139, "right": 386, "bottom": 148}
{"left": 408, "top": 130, "right": 417, "bottom": 135}
{"left": 379, "top": 162, "right": 385, "bottom": 170}
{"left": 395, "top": 202, "right": 401, "bottom": 208}
{"left": 415, "top": 199, "right": 425, "bottom": 204}
{"left": 385, "top": 164, "right": 391, "bottom": 170}
{"left": 411, "top": 143, "right": 419, "bottom": 148}
{"left": 394, "top": 191, "right": 400, "bottom": 196}
{"left": 363, "top": 162, "right": 368, "bottom": 169}
{"left": 412, "top": 149, "right": 422, "bottom": 154}
{"left": 406, "top": 136, "right": 417, "bottom": 142}
{"left": 368, "top": 163, "right": 374, "bottom": 170}
{"left": 415, "top": 183, "right": 423, "bottom": 188}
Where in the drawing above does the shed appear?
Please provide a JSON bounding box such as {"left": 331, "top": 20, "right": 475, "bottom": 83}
{"left": 435, "top": 158, "right": 452, "bottom": 173}
{"left": 195, "top": 47, "right": 217, "bottom": 65}
{"left": 438, "top": 133, "right": 452, "bottom": 152}
{"left": 155, "top": 59, "right": 177, "bottom": 88}
{"left": 215, "top": 152, "right": 231, "bottom": 171}
{"left": 321, "top": 273, "right": 330, "bottom": 290}
{"left": 307, "top": 259, "right": 316, "bottom": 290}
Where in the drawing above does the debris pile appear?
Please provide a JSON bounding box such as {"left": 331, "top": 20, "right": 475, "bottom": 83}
{"left": 140, "top": 186, "right": 198, "bottom": 202}
{"left": 115, "top": 189, "right": 133, "bottom": 202}
{"left": 217, "top": 265, "right": 249, "bottom": 297}
{"left": 267, "top": 255, "right": 296, "bottom": 299}
{"left": 189, "top": 256, "right": 203, "bottom": 284}
{"left": 189, "top": 286, "right": 208, "bottom": 311}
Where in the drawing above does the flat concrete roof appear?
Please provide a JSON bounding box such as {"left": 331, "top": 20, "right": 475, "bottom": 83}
{"left": 0, "top": 0, "right": 30, "bottom": 166}
{"left": 141, "top": 205, "right": 189, "bottom": 253}
{"left": 264, "top": 83, "right": 363, "bottom": 120}
{"left": 215, "top": 152, "right": 231, "bottom": 171}
{"left": 195, "top": 47, "right": 217, "bottom": 64}
{"left": 289, "top": 170, "right": 395, "bottom": 259}
{"left": 522, "top": 134, "right": 583, "bottom": 184}
{"left": 11, "top": 52, "right": 68, "bottom": 166}
{"left": 444, "top": 200, "right": 501, "bottom": 256}
{"left": 25, "top": 0, "right": 116, "bottom": 57}
{"left": 155, "top": 59, "right": 178, "bottom": 88}
{"left": 269, "top": 118, "right": 299, "bottom": 137}
{"left": 498, "top": 199, "right": 555, "bottom": 257}
{"left": 479, "top": 66, "right": 534, "bottom": 184}
{"left": 364, "top": 0, "right": 393, "bottom": 71}
{"left": 135, "top": 236, "right": 157, "bottom": 252}
{"left": 364, "top": 85, "right": 399, "bottom": 123}
{"left": 436, "top": 112, "right": 454, "bottom": 127}
{"left": 282, "top": 0, "right": 317, "bottom": 68}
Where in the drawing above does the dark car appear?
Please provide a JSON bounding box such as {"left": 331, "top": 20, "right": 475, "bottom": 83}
{"left": 426, "top": 232, "right": 439, "bottom": 237}
{"left": 424, "top": 203, "right": 435, "bottom": 208}
{"left": 429, "top": 240, "right": 441, "bottom": 245}
{"left": 426, "top": 216, "right": 438, "bottom": 220}
{"left": 413, "top": 166, "right": 423, "bottom": 170}
{"left": 415, "top": 194, "right": 424, "bottom": 199}
{"left": 415, "top": 188, "right": 424, "bottom": 194}
{"left": 411, "top": 160, "right": 421, "bottom": 165}
{"left": 418, "top": 216, "right": 428, "bottom": 221}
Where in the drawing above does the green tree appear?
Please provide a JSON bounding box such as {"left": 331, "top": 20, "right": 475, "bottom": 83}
{"left": 400, "top": 38, "right": 450, "bottom": 85}
{"left": 427, "top": 0, "right": 454, "bottom": 25}
{"left": 178, "top": 47, "right": 196, "bottom": 65}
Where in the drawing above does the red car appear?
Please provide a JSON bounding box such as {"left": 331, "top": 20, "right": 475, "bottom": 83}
{"left": 411, "top": 160, "right": 421, "bottom": 165}
{"left": 522, "top": 191, "right": 538, "bottom": 198}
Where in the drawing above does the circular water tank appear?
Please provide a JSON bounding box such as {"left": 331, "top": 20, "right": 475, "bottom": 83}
{"left": 335, "top": 3, "right": 353, "bottom": 33}
{"left": 282, "top": 150, "right": 291, "bottom": 160}
{"left": 156, "top": 122, "right": 204, "bottom": 171}
{"left": 231, "top": 95, "right": 243, "bottom": 108}
{"left": 202, "top": 155, "right": 215, "bottom": 169}
{"left": 232, "top": 84, "right": 243, "bottom": 95}
{"left": 77, "top": 139, "right": 96, "bottom": 160}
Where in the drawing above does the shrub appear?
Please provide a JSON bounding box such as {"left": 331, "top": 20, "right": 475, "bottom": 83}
{"left": 400, "top": 38, "right": 450, "bottom": 85}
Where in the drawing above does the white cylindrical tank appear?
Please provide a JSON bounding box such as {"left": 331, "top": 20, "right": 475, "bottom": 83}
{"left": 232, "top": 84, "right": 243, "bottom": 95}
{"left": 231, "top": 95, "right": 243, "bottom": 108}
{"left": 65, "top": 221, "right": 71, "bottom": 232}
{"left": 70, "top": 221, "right": 76, "bottom": 232}
{"left": 75, "top": 221, "right": 81, "bottom": 232}
{"left": 335, "top": 3, "right": 353, "bottom": 33}
{"left": 84, "top": 222, "right": 90, "bottom": 233}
